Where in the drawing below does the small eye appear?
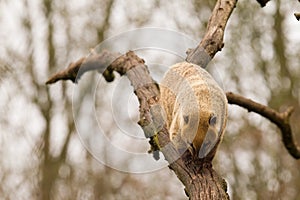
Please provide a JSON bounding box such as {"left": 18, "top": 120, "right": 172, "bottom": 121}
{"left": 183, "top": 115, "right": 189, "bottom": 124}
{"left": 209, "top": 115, "right": 217, "bottom": 126}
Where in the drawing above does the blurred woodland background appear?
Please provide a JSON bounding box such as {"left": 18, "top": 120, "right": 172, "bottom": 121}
{"left": 1, "top": 0, "right": 300, "bottom": 199}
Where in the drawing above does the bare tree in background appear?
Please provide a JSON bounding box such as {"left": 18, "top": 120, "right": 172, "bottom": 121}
{"left": 1, "top": 0, "right": 174, "bottom": 199}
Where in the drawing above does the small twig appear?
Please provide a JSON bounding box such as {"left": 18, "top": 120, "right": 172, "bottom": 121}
{"left": 46, "top": 50, "right": 120, "bottom": 84}
{"left": 226, "top": 92, "right": 300, "bottom": 159}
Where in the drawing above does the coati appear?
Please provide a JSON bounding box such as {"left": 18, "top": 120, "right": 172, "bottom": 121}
{"left": 160, "top": 62, "right": 227, "bottom": 159}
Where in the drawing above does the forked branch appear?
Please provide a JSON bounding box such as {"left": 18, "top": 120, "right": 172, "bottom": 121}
{"left": 46, "top": 0, "right": 300, "bottom": 199}
{"left": 47, "top": 50, "right": 230, "bottom": 199}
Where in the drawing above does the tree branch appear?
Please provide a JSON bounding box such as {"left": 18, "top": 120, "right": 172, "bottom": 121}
{"left": 46, "top": 50, "right": 120, "bottom": 84}
{"left": 186, "top": 0, "right": 237, "bottom": 67}
{"left": 226, "top": 92, "right": 300, "bottom": 159}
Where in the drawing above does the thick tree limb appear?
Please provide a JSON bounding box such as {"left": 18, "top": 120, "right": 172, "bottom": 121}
{"left": 226, "top": 92, "right": 300, "bottom": 159}
{"left": 186, "top": 0, "right": 237, "bottom": 67}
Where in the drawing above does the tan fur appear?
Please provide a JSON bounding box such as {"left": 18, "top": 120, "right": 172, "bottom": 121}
{"left": 160, "top": 62, "right": 227, "bottom": 159}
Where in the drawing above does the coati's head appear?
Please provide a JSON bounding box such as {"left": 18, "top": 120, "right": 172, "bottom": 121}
{"left": 176, "top": 106, "right": 225, "bottom": 159}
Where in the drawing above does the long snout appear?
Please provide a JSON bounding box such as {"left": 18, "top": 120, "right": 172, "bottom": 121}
{"left": 198, "top": 127, "right": 218, "bottom": 158}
